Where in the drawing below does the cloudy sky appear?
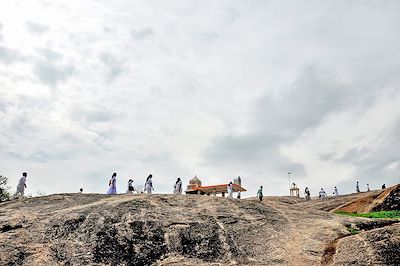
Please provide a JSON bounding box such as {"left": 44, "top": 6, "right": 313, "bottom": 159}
{"left": 1, "top": 1, "right": 399, "bottom": 197}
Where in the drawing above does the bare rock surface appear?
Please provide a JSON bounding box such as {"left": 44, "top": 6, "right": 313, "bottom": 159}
{"left": 0, "top": 186, "right": 399, "bottom": 265}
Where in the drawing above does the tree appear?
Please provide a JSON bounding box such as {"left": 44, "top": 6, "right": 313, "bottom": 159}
{"left": 0, "top": 175, "right": 11, "bottom": 202}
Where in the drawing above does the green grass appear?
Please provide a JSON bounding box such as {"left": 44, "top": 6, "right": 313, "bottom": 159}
{"left": 346, "top": 227, "right": 360, "bottom": 235}
{"left": 335, "top": 210, "right": 400, "bottom": 219}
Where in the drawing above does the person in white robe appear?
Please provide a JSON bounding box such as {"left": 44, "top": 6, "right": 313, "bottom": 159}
{"left": 106, "top": 173, "right": 117, "bottom": 195}
{"left": 333, "top": 186, "right": 339, "bottom": 196}
{"left": 227, "top": 182, "right": 233, "bottom": 198}
{"left": 145, "top": 174, "right": 153, "bottom": 194}
{"left": 174, "top": 178, "right": 182, "bottom": 194}
{"left": 319, "top": 188, "right": 327, "bottom": 199}
{"left": 12, "top": 172, "right": 27, "bottom": 199}
{"left": 304, "top": 187, "right": 311, "bottom": 201}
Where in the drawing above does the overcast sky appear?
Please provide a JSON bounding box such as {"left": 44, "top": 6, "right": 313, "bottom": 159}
{"left": 1, "top": 1, "right": 399, "bottom": 197}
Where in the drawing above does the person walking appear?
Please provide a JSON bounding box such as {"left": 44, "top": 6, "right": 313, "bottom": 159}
{"left": 333, "top": 186, "right": 339, "bottom": 196}
{"left": 145, "top": 174, "right": 154, "bottom": 194}
{"left": 257, "top": 186, "right": 263, "bottom": 201}
{"left": 304, "top": 187, "right": 311, "bottom": 201}
{"left": 127, "top": 179, "right": 134, "bottom": 194}
{"left": 319, "top": 188, "right": 327, "bottom": 199}
{"left": 227, "top": 182, "right": 233, "bottom": 198}
{"left": 106, "top": 173, "right": 117, "bottom": 195}
{"left": 356, "top": 181, "right": 360, "bottom": 193}
{"left": 12, "top": 172, "right": 27, "bottom": 199}
{"left": 174, "top": 178, "right": 183, "bottom": 194}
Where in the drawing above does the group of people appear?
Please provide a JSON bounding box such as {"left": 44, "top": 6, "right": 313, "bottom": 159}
{"left": 312, "top": 181, "right": 387, "bottom": 200}
{"left": 9, "top": 172, "right": 390, "bottom": 202}
{"left": 105, "top": 173, "right": 184, "bottom": 195}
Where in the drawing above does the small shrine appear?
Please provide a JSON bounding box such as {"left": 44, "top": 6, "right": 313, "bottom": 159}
{"left": 290, "top": 182, "right": 300, "bottom": 197}
{"left": 185, "top": 176, "right": 247, "bottom": 197}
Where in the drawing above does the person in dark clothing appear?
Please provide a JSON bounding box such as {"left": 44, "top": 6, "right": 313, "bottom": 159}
{"left": 257, "top": 186, "right": 263, "bottom": 201}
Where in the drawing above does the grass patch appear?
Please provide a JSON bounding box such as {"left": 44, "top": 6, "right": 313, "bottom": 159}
{"left": 335, "top": 210, "right": 400, "bottom": 219}
{"left": 346, "top": 227, "right": 360, "bottom": 235}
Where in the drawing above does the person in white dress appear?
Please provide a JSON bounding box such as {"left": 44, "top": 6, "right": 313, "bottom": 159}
{"left": 174, "top": 178, "right": 182, "bottom": 194}
{"left": 227, "top": 182, "right": 233, "bottom": 198}
{"left": 333, "top": 186, "right": 339, "bottom": 196}
{"left": 145, "top": 174, "right": 153, "bottom": 194}
{"left": 12, "top": 172, "right": 27, "bottom": 199}
{"left": 106, "top": 173, "right": 117, "bottom": 195}
{"left": 319, "top": 188, "right": 327, "bottom": 199}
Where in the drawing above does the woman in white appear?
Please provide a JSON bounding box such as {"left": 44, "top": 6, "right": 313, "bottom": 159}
{"left": 227, "top": 182, "right": 233, "bottom": 198}
{"left": 333, "top": 186, "right": 339, "bottom": 196}
{"left": 174, "top": 178, "right": 182, "bottom": 194}
{"left": 319, "top": 188, "right": 327, "bottom": 199}
{"left": 106, "top": 173, "right": 117, "bottom": 195}
{"left": 145, "top": 174, "right": 153, "bottom": 194}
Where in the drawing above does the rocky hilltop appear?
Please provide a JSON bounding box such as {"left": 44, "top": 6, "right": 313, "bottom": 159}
{"left": 0, "top": 185, "right": 399, "bottom": 265}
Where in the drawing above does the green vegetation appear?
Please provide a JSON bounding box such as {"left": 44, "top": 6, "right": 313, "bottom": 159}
{"left": 0, "top": 175, "right": 11, "bottom": 202}
{"left": 335, "top": 210, "right": 400, "bottom": 219}
{"left": 346, "top": 227, "right": 360, "bottom": 235}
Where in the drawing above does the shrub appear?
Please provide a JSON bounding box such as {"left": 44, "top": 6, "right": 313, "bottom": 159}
{"left": 0, "top": 175, "right": 11, "bottom": 202}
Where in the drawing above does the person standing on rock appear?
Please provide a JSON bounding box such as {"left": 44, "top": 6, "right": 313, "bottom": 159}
{"left": 366, "top": 184, "right": 370, "bottom": 192}
{"left": 257, "top": 186, "right": 263, "bottom": 201}
{"left": 126, "top": 179, "right": 134, "bottom": 194}
{"left": 12, "top": 172, "right": 27, "bottom": 199}
{"left": 356, "top": 181, "right": 360, "bottom": 193}
{"left": 333, "top": 186, "right": 339, "bottom": 196}
{"left": 174, "top": 178, "right": 182, "bottom": 194}
{"left": 145, "top": 174, "right": 154, "bottom": 194}
{"left": 319, "top": 188, "right": 327, "bottom": 199}
{"left": 106, "top": 173, "right": 117, "bottom": 195}
{"left": 227, "top": 182, "right": 233, "bottom": 198}
{"left": 382, "top": 184, "right": 386, "bottom": 189}
{"left": 304, "top": 187, "right": 311, "bottom": 201}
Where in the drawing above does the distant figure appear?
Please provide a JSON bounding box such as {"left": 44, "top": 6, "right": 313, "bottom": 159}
{"left": 319, "top": 188, "right": 327, "bottom": 199}
{"left": 145, "top": 174, "right": 153, "bottom": 194}
{"left": 333, "top": 186, "right": 339, "bottom": 196}
{"left": 12, "top": 172, "right": 27, "bottom": 199}
{"left": 304, "top": 187, "right": 311, "bottom": 201}
{"left": 366, "top": 184, "right": 370, "bottom": 192}
{"left": 227, "top": 182, "right": 233, "bottom": 198}
{"left": 382, "top": 184, "right": 386, "bottom": 189}
{"left": 237, "top": 191, "right": 241, "bottom": 199}
{"left": 127, "top": 179, "right": 134, "bottom": 194}
{"left": 79, "top": 188, "right": 83, "bottom": 193}
{"left": 174, "top": 178, "right": 182, "bottom": 194}
{"left": 356, "top": 181, "right": 360, "bottom": 193}
{"left": 257, "top": 186, "right": 263, "bottom": 201}
{"left": 107, "top": 173, "right": 117, "bottom": 195}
